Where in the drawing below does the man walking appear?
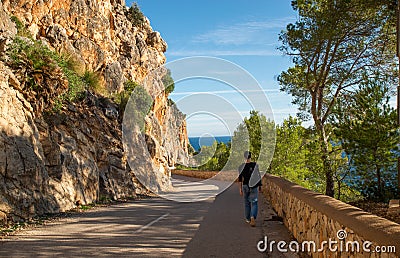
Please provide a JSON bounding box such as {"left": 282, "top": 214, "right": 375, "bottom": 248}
{"left": 238, "top": 151, "right": 262, "bottom": 227}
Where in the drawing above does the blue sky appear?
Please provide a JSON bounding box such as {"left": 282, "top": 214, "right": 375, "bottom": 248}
{"left": 131, "top": 0, "right": 300, "bottom": 136}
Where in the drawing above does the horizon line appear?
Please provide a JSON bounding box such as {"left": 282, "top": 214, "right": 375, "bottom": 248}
{"left": 188, "top": 135, "right": 232, "bottom": 138}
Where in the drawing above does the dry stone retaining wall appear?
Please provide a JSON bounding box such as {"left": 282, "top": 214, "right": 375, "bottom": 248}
{"left": 262, "top": 174, "right": 400, "bottom": 257}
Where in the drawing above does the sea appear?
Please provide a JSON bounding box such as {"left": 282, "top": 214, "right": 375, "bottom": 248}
{"left": 189, "top": 136, "right": 231, "bottom": 151}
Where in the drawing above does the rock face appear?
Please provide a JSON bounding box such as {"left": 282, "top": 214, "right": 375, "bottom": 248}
{"left": 0, "top": 0, "right": 189, "bottom": 222}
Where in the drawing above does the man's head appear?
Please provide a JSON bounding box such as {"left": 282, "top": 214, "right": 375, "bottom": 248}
{"left": 244, "top": 151, "right": 251, "bottom": 160}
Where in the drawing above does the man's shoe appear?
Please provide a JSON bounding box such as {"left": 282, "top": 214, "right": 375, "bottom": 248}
{"left": 250, "top": 217, "right": 256, "bottom": 227}
{"left": 245, "top": 219, "right": 250, "bottom": 223}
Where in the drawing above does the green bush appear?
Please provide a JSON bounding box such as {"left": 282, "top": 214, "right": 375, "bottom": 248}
{"left": 162, "top": 69, "right": 175, "bottom": 95}
{"left": 7, "top": 37, "right": 90, "bottom": 112}
{"left": 50, "top": 50, "right": 87, "bottom": 102}
{"left": 98, "top": 195, "right": 112, "bottom": 204}
{"left": 123, "top": 80, "right": 140, "bottom": 93}
{"left": 82, "top": 70, "right": 101, "bottom": 92}
{"left": 10, "top": 16, "right": 32, "bottom": 38}
{"left": 125, "top": 3, "right": 145, "bottom": 27}
{"left": 61, "top": 66, "right": 86, "bottom": 102}
{"left": 7, "top": 37, "right": 57, "bottom": 72}
{"left": 118, "top": 84, "right": 152, "bottom": 132}
{"left": 6, "top": 37, "right": 68, "bottom": 113}
{"left": 114, "top": 80, "right": 141, "bottom": 113}
{"left": 188, "top": 141, "right": 231, "bottom": 171}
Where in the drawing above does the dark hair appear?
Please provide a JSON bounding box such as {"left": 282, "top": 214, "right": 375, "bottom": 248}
{"left": 244, "top": 151, "right": 251, "bottom": 159}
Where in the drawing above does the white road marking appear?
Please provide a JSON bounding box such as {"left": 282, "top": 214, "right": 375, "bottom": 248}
{"left": 135, "top": 213, "right": 170, "bottom": 233}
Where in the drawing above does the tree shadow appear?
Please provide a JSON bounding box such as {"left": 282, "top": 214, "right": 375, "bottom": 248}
{"left": 0, "top": 198, "right": 211, "bottom": 257}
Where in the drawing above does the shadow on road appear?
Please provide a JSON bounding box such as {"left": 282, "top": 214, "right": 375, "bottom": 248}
{"left": 0, "top": 198, "right": 212, "bottom": 257}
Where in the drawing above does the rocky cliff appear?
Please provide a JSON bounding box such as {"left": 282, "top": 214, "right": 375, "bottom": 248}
{"left": 0, "top": 0, "right": 189, "bottom": 222}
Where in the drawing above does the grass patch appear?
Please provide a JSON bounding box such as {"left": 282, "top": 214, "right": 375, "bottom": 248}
{"left": 7, "top": 37, "right": 57, "bottom": 72}
{"left": 10, "top": 16, "right": 32, "bottom": 38}
{"left": 82, "top": 70, "right": 102, "bottom": 93}
{"left": 78, "top": 203, "right": 96, "bottom": 211}
{"left": 50, "top": 52, "right": 88, "bottom": 103}
{"left": 98, "top": 195, "right": 112, "bottom": 204}
{"left": 0, "top": 221, "right": 28, "bottom": 236}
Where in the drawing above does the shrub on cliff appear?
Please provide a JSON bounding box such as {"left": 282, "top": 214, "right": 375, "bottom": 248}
{"left": 162, "top": 69, "right": 175, "bottom": 95}
{"left": 82, "top": 70, "right": 102, "bottom": 93}
{"left": 5, "top": 35, "right": 100, "bottom": 113}
{"left": 120, "top": 84, "right": 153, "bottom": 131}
{"left": 126, "top": 3, "right": 145, "bottom": 27}
{"left": 10, "top": 16, "right": 31, "bottom": 38}
{"left": 6, "top": 37, "right": 69, "bottom": 114}
{"left": 55, "top": 53, "right": 87, "bottom": 102}
{"left": 114, "top": 80, "right": 140, "bottom": 115}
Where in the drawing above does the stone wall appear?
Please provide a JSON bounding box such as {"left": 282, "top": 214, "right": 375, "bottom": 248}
{"left": 262, "top": 174, "right": 400, "bottom": 257}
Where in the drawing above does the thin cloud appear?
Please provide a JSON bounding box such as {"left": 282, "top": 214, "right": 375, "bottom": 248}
{"left": 167, "top": 49, "right": 280, "bottom": 57}
{"left": 167, "top": 17, "right": 297, "bottom": 57}
{"left": 185, "top": 107, "right": 303, "bottom": 136}
{"left": 192, "top": 17, "right": 295, "bottom": 46}
{"left": 170, "top": 89, "right": 280, "bottom": 96}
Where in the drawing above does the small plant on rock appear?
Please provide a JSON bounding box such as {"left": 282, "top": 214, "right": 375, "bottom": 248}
{"left": 126, "top": 2, "right": 145, "bottom": 27}
{"left": 82, "top": 70, "right": 102, "bottom": 93}
{"left": 114, "top": 80, "right": 140, "bottom": 114}
{"left": 10, "top": 16, "right": 32, "bottom": 38}
{"left": 6, "top": 37, "right": 69, "bottom": 114}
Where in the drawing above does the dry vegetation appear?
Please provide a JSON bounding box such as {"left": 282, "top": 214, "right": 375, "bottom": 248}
{"left": 349, "top": 201, "right": 400, "bottom": 225}
{"left": 172, "top": 170, "right": 238, "bottom": 182}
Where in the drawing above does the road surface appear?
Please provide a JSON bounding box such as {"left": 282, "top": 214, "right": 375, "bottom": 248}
{"left": 0, "top": 177, "right": 298, "bottom": 257}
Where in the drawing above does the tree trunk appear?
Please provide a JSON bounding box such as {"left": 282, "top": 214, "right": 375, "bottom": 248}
{"left": 373, "top": 149, "right": 383, "bottom": 201}
{"left": 336, "top": 175, "right": 341, "bottom": 200}
{"left": 316, "top": 120, "right": 335, "bottom": 197}
{"left": 323, "top": 150, "right": 335, "bottom": 197}
{"left": 376, "top": 164, "right": 382, "bottom": 201}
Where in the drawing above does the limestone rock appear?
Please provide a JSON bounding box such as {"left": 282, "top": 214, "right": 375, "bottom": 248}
{"left": 0, "top": 1, "right": 16, "bottom": 55}
{"left": 73, "top": 37, "right": 106, "bottom": 72}
{"left": 147, "top": 31, "right": 167, "bottom": 53}
{"left": 46, "top": 24, "right": 68, "bottom": 47}
{"left": 0, "top": 61, "right": 59, "bottom": 220}
{"left": 104, "top": 62, "right": 124, "bottom": 93}
{"left": 0, "top": 0, "right": 189, "bottom": 222}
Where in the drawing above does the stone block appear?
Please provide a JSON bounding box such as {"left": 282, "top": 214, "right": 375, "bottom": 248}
{"left": 388, "top": 199, "right": 400, "bottom": 216}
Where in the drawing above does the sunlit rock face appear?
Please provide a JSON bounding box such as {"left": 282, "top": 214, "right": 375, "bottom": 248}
{"left": 0, "top": 0, "right": 188, "bottom": 222}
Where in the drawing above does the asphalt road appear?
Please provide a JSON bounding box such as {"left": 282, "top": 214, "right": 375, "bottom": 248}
{"left": 0, "top": 178, "right": 297, "bottom": 258}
